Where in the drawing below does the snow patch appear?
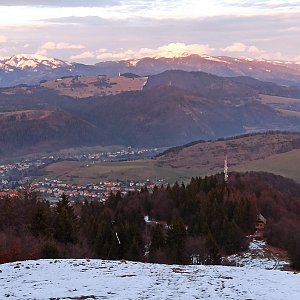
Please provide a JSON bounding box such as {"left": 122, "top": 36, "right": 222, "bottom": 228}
{"left": 126, "top": 59, "right": 140, "bottom": 66}
{"left": 249, "top": 239, "right": 266, "bottom": 250}
{"left": 226, "top": 238, "right": 290, "bottom": 270}
{"left": 200, "top": 55, "right": 228, "bottom": 63}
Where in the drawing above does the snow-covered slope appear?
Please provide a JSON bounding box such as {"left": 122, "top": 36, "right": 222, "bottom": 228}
{"left": 225, "top": 238, "right": 290, "bottom": 270}
{"left": 0, "top": 54, "right": 70, "bottom": 71}
{"left": 1, "top": 259, "right": 299, "bottom": 299}
{"left": 0, "top": 54, "right": 99, "bottom": 87}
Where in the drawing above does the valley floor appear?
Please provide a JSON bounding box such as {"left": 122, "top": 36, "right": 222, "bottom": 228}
{"left": 1, "top": 259, "right": 299, "bottom": 299}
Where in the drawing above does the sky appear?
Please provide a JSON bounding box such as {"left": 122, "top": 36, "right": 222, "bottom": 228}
{"left": 0, "top": 0, "right": 300, "bottom": 64}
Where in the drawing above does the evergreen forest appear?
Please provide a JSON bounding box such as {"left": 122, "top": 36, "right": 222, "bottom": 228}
{"left": 0, "top": 172, "right": 300, "bottom": 270}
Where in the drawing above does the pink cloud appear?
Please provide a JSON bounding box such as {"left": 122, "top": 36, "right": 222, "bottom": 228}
{"left": 70, "top": 43, "right": 214, "bottom": 62}
{"left": 0, "top": 35, "right": 8, "bottom": 44}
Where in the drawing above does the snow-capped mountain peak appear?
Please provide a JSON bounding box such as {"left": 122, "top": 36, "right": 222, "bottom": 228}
{"left": 0, "top": 54, "right": 71, "bottom": 71}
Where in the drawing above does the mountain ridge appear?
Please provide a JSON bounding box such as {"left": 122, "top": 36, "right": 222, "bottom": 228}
{"left": 0, "top": 54, "right": 70, "bottom": 71}
{"left": 1, "top": 53, "right": 300, "bottom": 87}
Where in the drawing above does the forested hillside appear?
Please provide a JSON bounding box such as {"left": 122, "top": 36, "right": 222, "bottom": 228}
{"left": 1, "top": 69, "right": 300, "bottom": 158}
{"left": 0, "top": 110, "right": 98, "bottom": 156}
{"left": 1, "top": 172, "right": 299, "bottom": 269}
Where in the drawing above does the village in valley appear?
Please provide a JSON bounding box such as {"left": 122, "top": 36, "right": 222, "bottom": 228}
{"left": 33, "top": 177, "right": 166, "bottom": 204}
{"left": 0, "top": 147, "right": 166, "bottom": 202}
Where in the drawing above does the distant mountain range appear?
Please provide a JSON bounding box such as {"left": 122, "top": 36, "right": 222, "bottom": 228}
{"left": 1, "top": 69, "right": 300, "bottom": 159}
{"left": 1, "top": 54, "right": 300, "bottom": 87}
{"left": 0, "top": 54, "right": 98, "bottom": 88}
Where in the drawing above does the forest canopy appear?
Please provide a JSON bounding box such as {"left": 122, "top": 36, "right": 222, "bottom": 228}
{"left": 0, "top": 171, "right": 300, "bottom": 269}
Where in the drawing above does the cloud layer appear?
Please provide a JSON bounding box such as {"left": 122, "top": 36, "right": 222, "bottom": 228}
{"left": 0, "top": 1, "right": 300, "bottom": 63}
{"left": 221, "top": 42, "right": 260, "bottom": 54}
{"left": 0, "top": 0, "right": 121, "bottom": 7}
{"left": 37, "top": 42, "right": 85, "bottom": 55}
{"left": 70, "top": 43, "right": 214, "bottom": 61}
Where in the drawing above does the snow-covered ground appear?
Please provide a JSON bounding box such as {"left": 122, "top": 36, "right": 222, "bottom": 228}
{"left": 1, "top": 259, "right": 299, "bottom": 300}
{"left": 226, "top": 238, "right": 290, "bottom": 270}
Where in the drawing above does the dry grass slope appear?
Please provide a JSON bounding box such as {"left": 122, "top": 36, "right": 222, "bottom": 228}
{"left": 41, "top": 75, "right": 147, "bottom": 98}
{"left": 259, "top": 95, "right": 300, "bottom": 118}
{"left": 41, "top": 132, "right": 300, "bottom": 184}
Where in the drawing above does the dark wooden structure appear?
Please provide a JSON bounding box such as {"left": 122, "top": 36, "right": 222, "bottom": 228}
{"left": 255, "top": 213, "right": 267, "bottom": 230}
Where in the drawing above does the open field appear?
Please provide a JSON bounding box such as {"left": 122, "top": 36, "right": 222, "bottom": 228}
{"left": 41, "top": 150, "right": 300, "bottom": 184}
{"left": 232, "top": 149, "right": 300, "bottom": 183}
{"left": 41, "top": 160, "right": 201, "bottom": 184}
{"left": 41, "top": 148, "right": 300, "bottom": 184}
{"left": 39, "top": 133, "right": 300, "bottom": 184}
{"left": 41, "top": 75, "right": 147, "bottom": 98}
{"left": 277, "top": 109, "right": 300, "bottom": 118}
{"left": 259, "top": 95, "right": 300, "bottom": 105}
{"left": 259, "top": 95, "right": 300, "bottom": 118}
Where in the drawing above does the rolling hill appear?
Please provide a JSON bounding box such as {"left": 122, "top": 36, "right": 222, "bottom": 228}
{"left": 156, "top": 132, "right": 300, "bottom": 182}
{"left": 40, "top": 132, "right": 300, "bottom": 185}
{"left": 1, "top": 70, "right": 300, "bottom": 158}
{"left": 145, "top": 70, "right": 300, "bottom": 99}
{"left": 0, "top": 109, "right": 99, "bottom": 158}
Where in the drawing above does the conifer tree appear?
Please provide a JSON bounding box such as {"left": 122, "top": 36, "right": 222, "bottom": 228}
{"left": 167, "top": 218, "right": 187, "bottom": 264}
{"left": 30, "top": 202, "right": 52, "bottom": 238}
{"left": 150, "top": 224, "right": 165, "bottom": 252}
{"left": 54, "top": 194, "right": 78, "bottom": 244}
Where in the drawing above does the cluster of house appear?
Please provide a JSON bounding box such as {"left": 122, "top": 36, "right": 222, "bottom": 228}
{"left": 0, "top": 146, "right": 166, "bottom": 204}
{"left": 0, "top": 147, "right": 163, "bottom": 191}
{"left": 33, "top": 178, "right": 166, "bottom": 203}
{"left": 72, "top": 147, "right": 161, "bottom": 162}
{"left": 0, "top": 162, "right": 32, "bottom": 177}
{"left": 0, "top": 160, "right": 44, "bottom": 189}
